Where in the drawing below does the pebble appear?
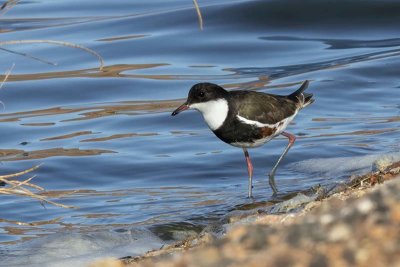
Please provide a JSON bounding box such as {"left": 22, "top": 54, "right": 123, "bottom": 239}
{"left": 328, "top": 223, "right": 351, "bottom": 242}
{"left": 356, "top": 198, "right": 375, "bottom": 214}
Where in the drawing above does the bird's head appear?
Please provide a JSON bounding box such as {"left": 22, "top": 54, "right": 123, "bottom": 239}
{"left": 171, "top": 83, "right": 228, "bottom": 116}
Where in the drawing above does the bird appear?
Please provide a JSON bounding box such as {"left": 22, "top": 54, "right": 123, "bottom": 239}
{"left": 171, "top": 80, "right": 314, "bottom": 197}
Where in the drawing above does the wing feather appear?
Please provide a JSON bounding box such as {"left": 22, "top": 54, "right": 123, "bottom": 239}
{"left": 230, "top": 91, "right": 298, "bottom": 124}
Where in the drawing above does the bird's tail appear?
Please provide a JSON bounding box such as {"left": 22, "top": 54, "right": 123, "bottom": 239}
{"left": 287, "top": 80, "right": 314, "bottom": 108}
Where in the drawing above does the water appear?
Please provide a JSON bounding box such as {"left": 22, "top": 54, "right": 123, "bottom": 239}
{"left": 0, "top": 0, "right": 399, "bottom": 265}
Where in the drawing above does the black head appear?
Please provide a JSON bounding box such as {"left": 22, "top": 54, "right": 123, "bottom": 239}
{"left": 187, "top": 83, "right": 228, "bottom": 105}
{"left": 171, "top": 83, "right": 228, "bottom": 116}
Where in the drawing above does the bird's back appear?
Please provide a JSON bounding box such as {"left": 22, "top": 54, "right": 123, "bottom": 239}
{"left": 228, "top": 90, "right": 299, "bottom": 125}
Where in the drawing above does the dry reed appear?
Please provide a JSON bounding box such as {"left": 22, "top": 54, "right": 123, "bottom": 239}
{"left": 0, "top": 164, "right": 74, "bottom": 209}
{"left": 0, "top": 1, "right": 104, "bottom": 209}
{"left": 193, "top": 0, "right": 203, "bottom": 30}
{"left": 0, "top": 40, "right": 104, "bottom": 70}
{"left": 0, "top": 0, "right": 203, "bottom": 212}
{"left": 1, "top": 1, "right": 104, "bottom": 70}
{"left": 0, "top": 0, "right": 20, "bottom": 16}
{"left": 0, "top": 62, "right": 73, "bottom": 209}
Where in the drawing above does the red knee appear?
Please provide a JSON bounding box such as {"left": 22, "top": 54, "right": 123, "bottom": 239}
{"left": 282, "top": 131, "right": 296, "bottom": 144}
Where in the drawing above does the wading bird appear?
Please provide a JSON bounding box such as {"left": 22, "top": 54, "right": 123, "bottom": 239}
{"left": 172, "top": 81, "right": 313, "bottom": 197}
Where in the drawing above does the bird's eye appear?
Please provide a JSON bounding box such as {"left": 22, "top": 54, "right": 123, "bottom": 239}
{"left": 199, "top": 91, "right": 205, "bottom": 97}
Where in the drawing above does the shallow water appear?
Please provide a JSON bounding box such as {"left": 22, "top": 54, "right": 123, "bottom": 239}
{"left": 0, "top": 0, "right": 399, "bottom": 265}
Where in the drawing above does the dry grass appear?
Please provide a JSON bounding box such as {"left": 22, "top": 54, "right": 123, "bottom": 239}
{"left": 0, "top": 40, "right": 104, "bottom": 70}
{"left": 0, "top": 67, "right": 73, "bottom": 209}
{"left": 0, "top": 0, "right": 201, "bottom": 211}
{"left": 0, "top": 63, "right": 14, "bottom": 90}
{"left": 0, "top": 63, "right": 14, "bottom": 109}
{"left": 0, "top": 165, "right": 74, "bottom": 209}
{"left": 0, "top": 1, "right": 103, "bottom": 209}
{"left": 0, "top": 64, "right": 73, "bottom": 209}
{"left": 0, "top": 1, "right": 104, "bottom": 70}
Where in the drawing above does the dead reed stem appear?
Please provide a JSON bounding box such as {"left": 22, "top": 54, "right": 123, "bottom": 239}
{"left": 0, "top": 165, "right": 74, "bottom": 209}
{"left": 0, "top": 68, "right": 73, "bottom": 209}
{"left": 0, "top": 63, "right": 14, "bottom": 90}
{"left": 0, "top": 47, "right": 57, "bottom": 66}
{"left": 0, "top": 0, "right": 20, "bottom": 16}
{"left": 0, "top": 40, "right": 104, "bottom": 70}
{"left": 193, "top": 0, "right": 203, "bottom": 31}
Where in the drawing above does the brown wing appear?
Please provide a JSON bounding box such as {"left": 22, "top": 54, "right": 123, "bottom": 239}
{"left": 229, "top": 91, "right": 298, "bottom": 124}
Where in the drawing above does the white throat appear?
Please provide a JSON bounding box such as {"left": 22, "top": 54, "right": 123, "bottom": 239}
{"left": 190, "top": 99, "right": 229, "bottom": 131}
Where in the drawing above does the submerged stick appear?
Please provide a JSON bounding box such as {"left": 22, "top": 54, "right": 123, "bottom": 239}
{"left": 0, "top": 63, "right": 14, "bottom": 90}
{"left": 0, "top": 47, "right": 58, "bottom": 66}
{"left": 0, "top": 40, "right": 105, "bottom": 70}
{"left": 0, "top": 64, "right": 14, "bottom": 109}
{"left": 1, "top": 1, "right": 103, "bottom": 69}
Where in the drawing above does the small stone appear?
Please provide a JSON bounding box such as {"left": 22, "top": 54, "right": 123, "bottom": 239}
{"left": 356, "top": 199, "right": 375, "bottom": 214}
{"left": 319, "top": 214, "right": 334, "bottom": 225}
{"left": 255, "top": 214, "right": 290, "bottom": 225}
{"left": 328, "top": 224, "right": 351, "bottom": 242}
{"left": 355, "top": 248, "right": 370, "bottom": 264}
{"left": 373, "top": 156, "right": 394, "bottom": 172}
{"left": 198, "top": 232, "right": 216, "bottom": 245}
{"left": 87, "top": 258, "right": 124, "bottom": 267}
{"left": 172, "top": 230, "right": 198, "bottom": 241}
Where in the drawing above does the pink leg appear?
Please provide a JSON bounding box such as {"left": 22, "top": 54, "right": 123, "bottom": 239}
{"left": 268, "top": 131, "right": 296, "bottom": 194}
{"left": 243, "top": 148, "right": 253, "bottom": 198}
{"left": 282, "top": 131, "right": 296, "bottom": 144}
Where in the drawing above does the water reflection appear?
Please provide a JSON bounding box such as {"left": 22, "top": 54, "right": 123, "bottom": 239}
{"left": 0, "top": 148, "right": 114, "bottom": 161}
{"left": 0, "top": 100, "right": 181, "bottom": 122}
{"left": 262, "top": 36, "right": 400, "bottom": 50}
{"left": 80, "top": 133, "right": 158, "bottom": 143}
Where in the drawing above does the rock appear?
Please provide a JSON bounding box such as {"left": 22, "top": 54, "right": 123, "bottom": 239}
{"left": 327, "top": 223, "right": 351, "bottom": 242}
{"left": 269, "top": 193, "right": 317, "bottom": 213}
{"left": 372, "top": 154, "right": 400, "bottom": 172}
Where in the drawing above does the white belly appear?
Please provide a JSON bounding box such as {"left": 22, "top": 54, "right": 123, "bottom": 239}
{"left": 231, "top": 111, "right": 297, "bottom": 148}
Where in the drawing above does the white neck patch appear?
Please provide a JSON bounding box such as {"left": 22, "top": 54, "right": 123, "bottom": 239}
{"left": 190, "top": 99, "right": 229, "bottom": 131}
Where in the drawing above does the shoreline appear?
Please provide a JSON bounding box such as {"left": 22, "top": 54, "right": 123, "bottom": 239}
{"left": 90, "top": 159, "right": 400, "bottom": 267}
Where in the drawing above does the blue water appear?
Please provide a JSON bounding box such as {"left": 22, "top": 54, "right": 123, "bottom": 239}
{"left": 0, "top": 0, "right": 399, "bottom": 265}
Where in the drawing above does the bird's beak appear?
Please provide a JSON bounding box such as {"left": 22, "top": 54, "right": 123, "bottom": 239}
{"left": 171, "top": 102, "right": 189, "bottom": 116}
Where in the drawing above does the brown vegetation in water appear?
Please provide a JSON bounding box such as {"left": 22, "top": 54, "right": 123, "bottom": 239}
{"left": 0, "top": 0, "right": 104, "bottom": 70}
{"left": 0, "top": 0, "right": 205, "bottom": 209}
{"left": 0, "top": 49, "right": 73, "bottom": 209}
{"left": 0, "top": 164, "right": 74, "bottom": 209}
{"left": 0, "top": 0, "right": 105, "bottom": 208}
